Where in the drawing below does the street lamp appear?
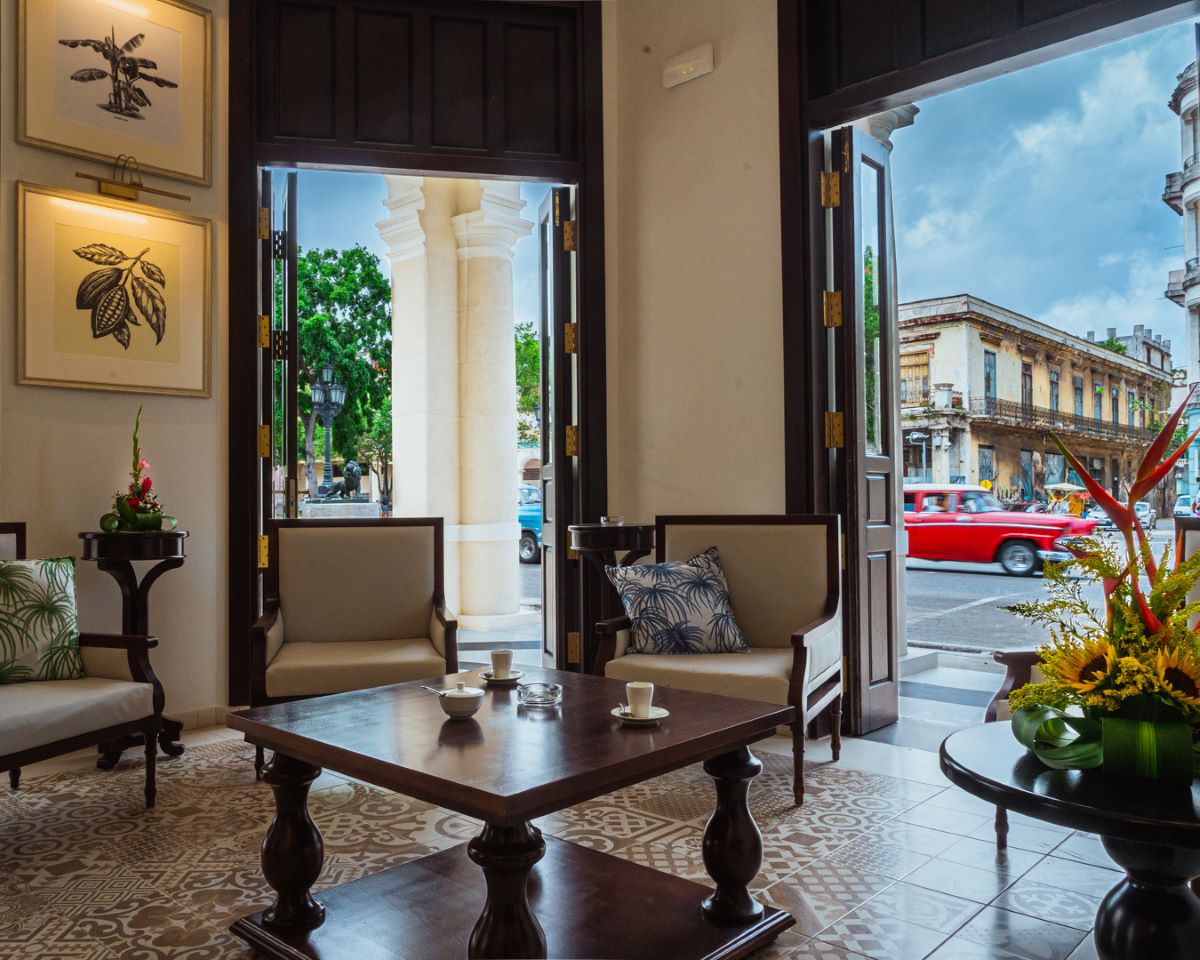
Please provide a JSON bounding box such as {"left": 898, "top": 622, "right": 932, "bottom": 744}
{"left": 311, "top": 361, "right": 346, "bottom": 494}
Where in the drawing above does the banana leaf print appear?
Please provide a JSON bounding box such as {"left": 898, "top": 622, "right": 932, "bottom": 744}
{"left": 0, "top": 558, "right": 84, "bottom": 684}
{"left": 608, "top": 546, "right": 749, "bottom": 655}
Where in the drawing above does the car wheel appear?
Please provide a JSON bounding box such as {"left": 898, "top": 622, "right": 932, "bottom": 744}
{"left": 998, "top": 540, "right": 1037, "bottom": 576}
{"left": 519, "top": 532, "right": 540, "bottom": 564}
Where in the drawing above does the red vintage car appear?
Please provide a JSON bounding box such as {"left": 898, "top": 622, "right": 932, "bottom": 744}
{"left": 903, "top": 484, "right": 1097, "bottom": 576}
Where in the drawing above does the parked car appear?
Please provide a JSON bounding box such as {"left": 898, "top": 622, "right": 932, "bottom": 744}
{"left": 1084, "top": 504, "right": 1116, "bottom": 531}
{"left": 1175, "top": 495, "right": 1193, "bottom": 518}
{"left": 1134, "top": 501, "right": 1157, "bottom": 531}
{"left": 904, "top": 484, "right": 1097, "bottom": 576}
{"left": 518, "top": 483, "right": 543, "bottom": 563}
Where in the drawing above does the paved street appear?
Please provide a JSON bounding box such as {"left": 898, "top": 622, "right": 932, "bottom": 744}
{"left": 905, "top": 526, "right": 1176, "bottom": 652}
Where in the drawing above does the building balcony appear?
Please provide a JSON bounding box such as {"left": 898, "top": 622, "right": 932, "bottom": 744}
{"left": 1184, "top": 154, "right": 1200, "bottom": 187}
{"left": 1186, "top": 257, "right": 1200, "bottom": 290}
{"left": 901, "top": 389, "right": 962, "bottom": 410}
{"left": 1164, "top": 170, "right": 1184, "bottom": 214}
{"left": 1167, "top": 268, "right": 1186, "bottom": 306}
{"left": 968, "top": 397, "right": 1155, "bottom": 443}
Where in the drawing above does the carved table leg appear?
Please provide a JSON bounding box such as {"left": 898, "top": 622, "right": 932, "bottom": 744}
{"left": 467, "top": 821, "right": 547, "bottom": 959}
{"left": 260, "top": 753, "right": 326, "bottom": 931}
{"left": 702, "top": 747, "right": 765, "bottom": 926}
{"left": 1094, "top": 837, "right": 1200, "bottom": 960}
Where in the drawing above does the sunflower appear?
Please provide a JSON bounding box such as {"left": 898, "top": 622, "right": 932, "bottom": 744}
{"left": 1055, "top": 639, "right": 1116, "bottom": 693}
{"left": 1156, "top": 646, "right": 1200, "bottom": 708}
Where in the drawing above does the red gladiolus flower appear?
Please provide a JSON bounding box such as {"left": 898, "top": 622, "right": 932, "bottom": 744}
{"left": 141, "top": 476, "right": 153, "bottom": 494}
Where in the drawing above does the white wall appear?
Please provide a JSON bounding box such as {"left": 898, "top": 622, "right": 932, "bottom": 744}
{"left": 603, "top": 0, "right": 786, "bottom": 518}
{"left": 0, "top": 0, "right": 230, "bottom": 721}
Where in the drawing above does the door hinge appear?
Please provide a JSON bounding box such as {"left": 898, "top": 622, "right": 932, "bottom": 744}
{"left": 257, "top": 207, "right": 270, "bottom": 240}
{"left": 820, "top": 171, "right": 841, "bottom": 208}
{"left": 271, "top": 230, "right": 286, "bottom": 260}
{"left": 824, "top": 410, "right": 845, "bottom": 449}
{"left": 272, "top": 330, "right": 287, "bottom": 361}
{"left": 258, "top": 314, "right": 270, "bottom": 348}
{"left": 257, "top": 535, "right": 269, "bottom": 569}
{"left": 257, "top": 424, "right": 271, "bottom": 458}
{"left": 563, "top": 220, "right": 577, "bottom": 252}
{"left": 823, "top": 290, "right": 843, "bottom": 328}
{"left": 567, "top": 631, "right": 581, "bottom": 664}
{"left": 565, "top": 424, "right": 579, "bottom": 457}
{"left": 563, "top": 322, "right": 578, "bottom": 354}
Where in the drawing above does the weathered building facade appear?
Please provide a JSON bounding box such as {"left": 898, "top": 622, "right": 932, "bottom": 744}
{"left": 900, "top": 296, "right": 1174, "bottom": 507}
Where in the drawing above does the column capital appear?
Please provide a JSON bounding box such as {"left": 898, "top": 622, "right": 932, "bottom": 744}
{"left": 451, "top": 183, "right": 533, "bottom": 262}
{"left": 376, "top": 176, "right": 426, "bottom": 264}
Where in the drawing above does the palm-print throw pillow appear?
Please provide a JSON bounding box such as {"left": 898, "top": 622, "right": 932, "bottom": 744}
{"left": 606, "top": 547, "right": 749, "bottom": 655}
{"left": 0, "top": 558, "right": 85, "bottom": 684}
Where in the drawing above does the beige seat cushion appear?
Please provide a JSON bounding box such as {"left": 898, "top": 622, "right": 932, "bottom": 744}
{"left": 605, "top": 647, "right": 793, "bottom": 706}
{"left": 266, "top": 638, "right": 446, "bottom": 698}
{"left": 0, "top": 678, "right": 153, "bottom": 756}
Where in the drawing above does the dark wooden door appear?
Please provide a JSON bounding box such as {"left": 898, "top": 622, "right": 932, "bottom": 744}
{"left": 539, "top": 187, "right": 579, "bottom": 668}
{"left": 833, "top": 126, "right": 901, "bottom": 734}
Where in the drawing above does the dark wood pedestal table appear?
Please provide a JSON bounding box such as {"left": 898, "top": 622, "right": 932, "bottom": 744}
{"left": 228, "top": 667, "right": 795, "bottom": 960}
{"left": 568, "top": 522, "right": 654, "bottom": 672}
{"left": 941, "top": 723, "right": 1200, "bottom": 960}
{"left": 79, "top": 530, "right": 188, "bottom": 765}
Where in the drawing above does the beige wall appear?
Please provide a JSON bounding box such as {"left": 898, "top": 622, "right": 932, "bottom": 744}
{"left": 0, "top": 0, "right": 230, "bottom": 720}
{"left": 602, "top": 0, "right": 786, "bottom": 518}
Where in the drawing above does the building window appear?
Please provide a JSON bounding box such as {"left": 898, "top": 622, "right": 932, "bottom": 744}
{"left": 1127, "top": 390, "right": 1135, "bottom": 427}
{"left": 1093, "top": 382, "right": 1103, "bottom": 420}
{"left": 1049, "top": 371, "right": 1060, "bottom": 411}
{"left": 1045, "top": 451, "right": 1065, "bottom": 485}
{"left": 1111, "top": 387, "right": 1119, "bottom": 424}
{"left": 1021, "top": 362, "right": 1033, "bottom": 409}
{"left": 983, "top": 351, "right": 996, "bottom": 401}
{"left": 978, "top": 445, "right": 995, "bottom": 485}
{"left": 1073, "top": 376, "right": 1084, "bottom": 417}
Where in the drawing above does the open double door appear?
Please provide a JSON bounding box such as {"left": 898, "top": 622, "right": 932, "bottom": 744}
{"left": 828, "top": 126, "right": 903, "bottom": 735}
{"left": 253, "top": 172, "right": 582, "bottom": 670}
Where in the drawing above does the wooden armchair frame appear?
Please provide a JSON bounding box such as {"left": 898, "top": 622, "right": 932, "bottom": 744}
{"left": 1, "top": 523, "right": 164, "bottom": 807}
{"left": 249, "top": 518, "right": 459, "bottom": 776}
{"left": 595, "top": 515, "right": 842, "bottom": 805}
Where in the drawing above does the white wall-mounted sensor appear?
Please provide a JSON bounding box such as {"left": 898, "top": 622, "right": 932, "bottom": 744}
{"left": 662, "top": 43, "right": 714, "bottom": 89}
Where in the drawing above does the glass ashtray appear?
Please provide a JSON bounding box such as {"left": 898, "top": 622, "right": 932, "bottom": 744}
{"left": 517, "top": 682, "right": 563, "bottom": 706}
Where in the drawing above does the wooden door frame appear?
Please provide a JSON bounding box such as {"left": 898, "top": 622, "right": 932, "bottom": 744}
{"left": 777, "top": 0, "right": 1198, "bottom": 720}
{"left": 227, "top": 1, "right": 607, "bottom": 704}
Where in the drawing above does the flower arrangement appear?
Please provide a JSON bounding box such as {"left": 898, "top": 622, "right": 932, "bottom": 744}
{"left": 1005, "top": 389, "right": 1200, "bottom": 782}
{"left": 99, "top": 407, "right": 177, "bottom": 533}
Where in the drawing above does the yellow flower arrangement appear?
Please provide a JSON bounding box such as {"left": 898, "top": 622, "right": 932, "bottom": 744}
{"left": 1003, "top": 390, "right": 1200, "bottom": 780}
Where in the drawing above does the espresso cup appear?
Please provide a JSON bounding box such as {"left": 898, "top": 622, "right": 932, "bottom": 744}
{"left": 626, "top": 681, "right": 654, "bottom": 719}
{"left": 491, "top": 648, "right": 514, "bottom": 680}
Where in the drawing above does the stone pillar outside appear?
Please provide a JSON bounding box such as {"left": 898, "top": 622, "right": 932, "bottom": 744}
{"left": 450, "top": 181, "right": 533, "bottom": 617}
{"left": 377, "top": 176, "right": 464, "bottom": 612}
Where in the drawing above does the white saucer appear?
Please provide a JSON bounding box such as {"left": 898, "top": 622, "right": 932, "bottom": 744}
{"left": 480, "top": 670, "right": 524, "bottom": 686}
{"left": 611, "top": 705, "right": 669, "bottom": 726}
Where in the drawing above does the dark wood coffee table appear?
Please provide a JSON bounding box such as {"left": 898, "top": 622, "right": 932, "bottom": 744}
{"left": 227, "top": 667, "right": 795, "bottom": 960}
{"left": 941, "top": 723, "right": 1200, "bottom": 960}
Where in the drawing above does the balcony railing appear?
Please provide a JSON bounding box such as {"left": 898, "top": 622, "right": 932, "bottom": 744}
{"left": 968, "top": 397, "right": 1155, "bottom": 442}
{"left": 1186, "top": 257, "right": 1200, "bottom": 287}
{"left": 1185, "top": 154, "right": 1200, "bottom": 184}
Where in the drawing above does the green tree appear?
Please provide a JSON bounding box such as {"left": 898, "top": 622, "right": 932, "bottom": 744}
{"left": 359, "top": 396, "right": 393, "bottom": 513}
{"left": 1098, "top": 336, "right": 1127, "bottom": 355}
{"left": 864, "top": 246, "right": 881, "bottom": 447}
{"left": 515, "top": 320, "right": 540, "bottom": 444}
{"left": 277, "top": 245, "right": 392, "bottom": 496}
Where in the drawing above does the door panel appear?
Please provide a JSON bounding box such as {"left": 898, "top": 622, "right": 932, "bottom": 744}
{"left": 539, "top": 187, "right": 578, "bottom": 668}
{"left": 833, "top": 125, "right": 901, "bottom": 734}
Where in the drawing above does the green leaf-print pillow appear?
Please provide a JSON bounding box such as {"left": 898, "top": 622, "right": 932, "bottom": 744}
{"left": 0, "top": 558, "right": 85, "bottom": 683}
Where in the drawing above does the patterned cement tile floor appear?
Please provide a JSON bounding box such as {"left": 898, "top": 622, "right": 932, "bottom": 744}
{"left": 2, "top": 736, "right": 1113, "bottom": 960}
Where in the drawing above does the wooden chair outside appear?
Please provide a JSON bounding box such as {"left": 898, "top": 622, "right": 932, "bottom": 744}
{"left": 594, "top": 515, "right": 842, "bottom": 804}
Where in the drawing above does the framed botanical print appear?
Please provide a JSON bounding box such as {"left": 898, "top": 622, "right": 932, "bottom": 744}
{"left": 18, "top": 183, "right": 212, "bottom": 397}
{"left": 19, "top": 0, "right": 212, "bottom": 185}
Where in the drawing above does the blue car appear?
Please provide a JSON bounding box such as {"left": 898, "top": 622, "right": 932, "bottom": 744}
{"left": 519, "top": 484, "right": 542, "bottom": 563}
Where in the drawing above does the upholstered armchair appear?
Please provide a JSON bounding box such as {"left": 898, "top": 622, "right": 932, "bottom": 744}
{"left": 249, "top": 518, "right": 458, "bottom": 775}
{"left": 595, "top": 515, "right": 842, "bottom": 805}
{"left": 1, "top": 523, "right": 164, "bottom": 807}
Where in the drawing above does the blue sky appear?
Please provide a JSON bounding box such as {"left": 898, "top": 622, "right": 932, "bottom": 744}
{"left": 893, "top": 20, "right": 1194, "bottom": 355}
{"left": 289, "top": 171, "right": 551, "bottom": 330}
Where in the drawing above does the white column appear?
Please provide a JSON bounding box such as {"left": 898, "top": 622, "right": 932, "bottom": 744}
{"left": 450, "top": 182, "right": 533, "bottom": 617}
{"left": 377, "top": 176, "right": 464, "bottom": 612}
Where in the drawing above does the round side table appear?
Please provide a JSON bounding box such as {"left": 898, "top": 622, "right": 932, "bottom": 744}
{"left": 941, "top": 723, "right": 1200, "bottom": 960}
{"left": 568, "top": 522, "right": 654, "bottom": 672}
{"left": 80, "top": 530, "right": 189, "bottom": 765}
